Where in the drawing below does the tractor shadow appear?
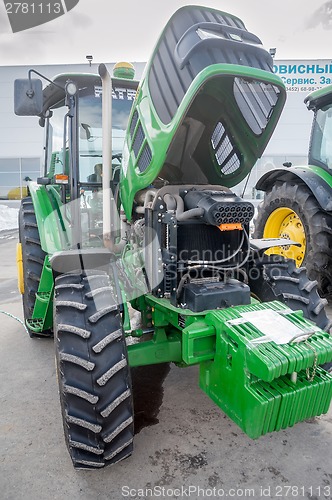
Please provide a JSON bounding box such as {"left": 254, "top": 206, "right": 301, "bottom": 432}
{"left": 131, "top": 363, "right": 171, "bottom": 434}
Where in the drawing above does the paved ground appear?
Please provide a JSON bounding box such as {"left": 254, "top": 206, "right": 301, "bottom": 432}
{"left": 0, "top": 232, "right": 331, "bottom": 500}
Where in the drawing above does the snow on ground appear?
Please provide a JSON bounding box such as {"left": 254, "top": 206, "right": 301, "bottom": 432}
{"left": 0, "top": 204, "right": 19, "bottom": 232}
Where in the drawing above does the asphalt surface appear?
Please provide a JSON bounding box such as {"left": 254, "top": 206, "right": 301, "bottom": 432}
{"left": 0, "top": 231, "right": 331, "bottom": 500}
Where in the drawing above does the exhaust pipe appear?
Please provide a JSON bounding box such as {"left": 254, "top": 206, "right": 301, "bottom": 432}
{"left": 98, "top": 63, "right": 112, "bottom": 247}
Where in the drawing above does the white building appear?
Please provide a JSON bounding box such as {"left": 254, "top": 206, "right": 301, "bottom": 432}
{"left": 0, "top": 59, "right": 331, "bottom": 199}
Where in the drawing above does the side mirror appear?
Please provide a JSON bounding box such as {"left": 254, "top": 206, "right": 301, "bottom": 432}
{"left": 14, "top": 78, "right": 43, "bottom": 116}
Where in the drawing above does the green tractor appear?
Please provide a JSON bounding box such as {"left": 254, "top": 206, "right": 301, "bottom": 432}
{"left": 14, "top": 6, "right": 332, "bottom": 469}
{"left": 254, "top": 84, "right": 332, "bottom": 298}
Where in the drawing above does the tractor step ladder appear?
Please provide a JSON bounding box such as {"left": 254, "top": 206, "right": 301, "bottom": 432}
{"left": 26, "top": 256, "right": 54, "bottom": 334}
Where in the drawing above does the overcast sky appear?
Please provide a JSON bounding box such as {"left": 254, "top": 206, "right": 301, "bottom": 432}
{"left": 0, "top": 0, "right": 331, "bottom": 66}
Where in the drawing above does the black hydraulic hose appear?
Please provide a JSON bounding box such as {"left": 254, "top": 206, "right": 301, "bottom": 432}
{"left": 225, "top": 267, "right": 249, "bottom": 284}
{"left": 184, "top": 229, "right": 251, "bottom": 272}
{"left": 176, "top": 265, "right": 204, "bottom": 299}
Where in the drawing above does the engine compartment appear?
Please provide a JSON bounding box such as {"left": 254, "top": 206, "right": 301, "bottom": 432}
{"left": 132, "top": 185, "right": 254, "bottom": 311}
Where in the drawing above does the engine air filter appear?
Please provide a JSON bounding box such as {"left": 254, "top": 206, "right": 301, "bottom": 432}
{"left": 184, "top": 190, "right": 254, "bottom": 226}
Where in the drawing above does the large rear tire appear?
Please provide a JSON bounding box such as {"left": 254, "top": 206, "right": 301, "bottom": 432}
{"left": 18, "top": 197, "right": 51, "bottom": 337}
{"left": 248, "top": 255, "right": 331, "bottom": 332}
{"left": 54, "top": 270, "right": 134, "bottom": 469}
{"left": 254, "top": 181, "right": 332, "bottom": 297}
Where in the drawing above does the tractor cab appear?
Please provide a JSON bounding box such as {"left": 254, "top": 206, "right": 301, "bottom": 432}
{"left": 42, "top": 73, "right": 136, "bottom": 181}
{"left": 305, "top": 84, "right": 332, "bottom": 170}
{"left": 42, "top": 72, "right": 137, "bottom": 241}
{"left": 15, "top": 66, "right": 139, "bottom": 248}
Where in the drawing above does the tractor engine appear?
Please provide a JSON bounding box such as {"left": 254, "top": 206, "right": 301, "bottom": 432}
{"left": 135, "top": 186, "right": 254, "bottom": 312}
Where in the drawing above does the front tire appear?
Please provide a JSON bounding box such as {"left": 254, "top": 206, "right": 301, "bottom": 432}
{"left": 254, "top": 181, "right": 332, "bottom": 297}
{"left": 54, "top": 270, "right": 134, "bottom": 469}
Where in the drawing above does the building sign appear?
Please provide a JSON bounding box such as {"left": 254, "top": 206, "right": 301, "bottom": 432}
{"left": 273, "top": 60, "right": 332, "bottom": 92}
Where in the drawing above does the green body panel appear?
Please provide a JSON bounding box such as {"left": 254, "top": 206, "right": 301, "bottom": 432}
{"left": 182, "top": 321, "right": 216, "bottom": 365}
{"left": 127, "top": 328, "right": 182, "bottom": 367}
{"left": 293, "top": 164, "right": 332, "bottom": 189}
{"left": 29, "top": 182, "right": 70, "bottom": 254}
{"left": 27, "top": 183, "right": 69, "bottom": 332}
{"left": 27, "top": 256, "right": 54, "bottom": 333}
{"left": 120, "top": 64, "right": 285, "bottom": 219}
{"left": 144, "top": 294, "right": 231, "bottom": 365}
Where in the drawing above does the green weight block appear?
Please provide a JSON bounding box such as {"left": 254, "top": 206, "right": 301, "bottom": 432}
{"left": 321, "top": 371, "right": 332, "bottom": 414}
{"left": 268, "top": 378, "right": 292, "bottom": 431}
{"left": 282, "top": 376, "right": 307, "bottom": 428}
{"left": 257, "top": 381, "right": 282, "bottom": 435}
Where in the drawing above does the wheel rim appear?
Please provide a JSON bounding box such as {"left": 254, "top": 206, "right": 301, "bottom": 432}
{"left": 16, "top": 242, "right": 24, "bottom": 294}
{"left": 263, "top": 207, "right": 306, "bottom": 266}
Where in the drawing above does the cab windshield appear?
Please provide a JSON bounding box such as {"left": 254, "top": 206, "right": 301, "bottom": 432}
{"left": 311, "top": 103, "right": 332, "bottom": 169}
{"left": 46, "top": 81, "right": 137, "bottom": 180}
{"left": 78, "top": 83, "right": 137, "bottom": 182}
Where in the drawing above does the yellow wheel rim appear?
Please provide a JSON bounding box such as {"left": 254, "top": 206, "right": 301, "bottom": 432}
{"left": 263, "top": 207, "right": 306, "bottom": 266}
{"left": 16, "top": 243, "right": 24, "bottom": 294}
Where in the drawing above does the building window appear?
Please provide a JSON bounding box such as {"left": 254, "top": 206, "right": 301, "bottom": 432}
{"left": 0, "top": 157, "right": 41, "bottom": 199}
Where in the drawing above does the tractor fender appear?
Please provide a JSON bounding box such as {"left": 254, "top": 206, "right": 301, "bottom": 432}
{"left": 256, "top": 166, "right": 332, "bottom": 212}
{"left": 28, "top": 182, "right": 69, "bottom": 254}
{"left": 50, "top": 248, "right": 116, "bottom": 278}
